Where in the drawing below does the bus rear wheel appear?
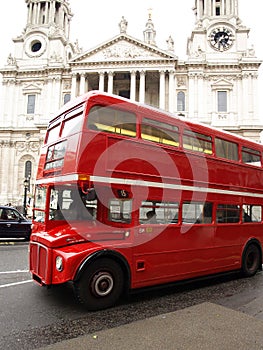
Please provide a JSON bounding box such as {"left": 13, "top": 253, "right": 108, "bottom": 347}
{"left": 241, "top": 243, "right": 261, "bottom": 277}
{"left": 74, "top": 258, "right": 124, "bottom": 311}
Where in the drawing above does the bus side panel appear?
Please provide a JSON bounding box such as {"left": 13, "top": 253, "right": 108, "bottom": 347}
{"left": 131, "top": 225, "right": 218, "bottom": 288}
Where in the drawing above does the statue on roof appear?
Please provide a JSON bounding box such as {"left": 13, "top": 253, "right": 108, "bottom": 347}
{"left": 166, "top": 35, "right": 174, "bottom": 52}
{"left": 119, "top": 16, "right": 128, "bottom": 34}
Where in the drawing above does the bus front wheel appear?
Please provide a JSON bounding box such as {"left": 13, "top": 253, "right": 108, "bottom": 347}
{"left": 74, "top": 258, "right": 124, "bottom": 311}
{"left": 241, "top": 243, "right": 261, "bottom": 277}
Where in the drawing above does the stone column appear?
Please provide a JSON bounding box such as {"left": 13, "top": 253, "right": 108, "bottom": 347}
{"left": 79, "top": 73, "right": 86, "bottom": 95}
{"left": 6, "top": 80, "right": 15, "bottom": 121}
{"left": 46, "top": 77, "right": 53, "bottom": 119}
{"left": 168, "top": 70, "right": 175, "bottom": 112}
{"left": 107, "top": 71, "right": 114, "bottom": 94}
{"left": 159, "top": 70, "right": 165, "bottom": 109}
{"left": 139, "top": 71, "right": 145, "bottom": 103}
{"left": 197, "top": 73, "right": 204, "bottom": 120}
{"left": 203, "top": 0, "right": 206, "bottom": 16}
{"left": 54, "top": 77, "right": 61, "bottom": 110}
{"left": 130, "top": 70, "right": 136, "bottom": 101}
{"left": 50, "top": 0, "right": 56, "bottom": 23}
{"left": 44, "top": 1, "right": 48, "bottom": 24}
{"left": 36, "top": 2, "right": 41, "bottom": 24}
{"left": 32, "top": 2, "right": 37, "bottom": 24}
{"left": 99, "top": 72, "right": 105, "bottom": 91}
{"left": 188, "top": 73, "right": 195, "bottom": 118}
{"left": 194, "top": 74, "right": 199, "bottom": 120}
{"left": 207, "top": 0, "right": 211, "bottom": 16}
{"left": 251, "top": 73, "right": 259, "bottom": 122}
{"left": 71, "top": 73, "right": 77, "bottom": 98}
{"left": 234, "top": 0, "right": 239, "bottom": 16}
{"left": 27, "top": 2, "right": 32, "bottom": 25}
{"left": 212, "top": 0, "right": 216, "bottom": 16}
{"left": 222, "top": 0, "right": 225, "bottom": 15}
{"left": 242, "top": 73, "right": 249, "bottom": 120}
{"left": 59, "top": 3, "right": 63, "bottom": 28}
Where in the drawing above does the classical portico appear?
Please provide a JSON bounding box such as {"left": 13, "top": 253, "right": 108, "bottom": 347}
{"left": 70, "top": 68, "right": 176, "bottom": 111}
{"left": 69, "top": 23, "right": 177, "bottom": 112}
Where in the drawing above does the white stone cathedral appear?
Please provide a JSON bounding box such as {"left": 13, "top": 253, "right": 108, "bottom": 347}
{"left": 0, "top": 0, "right": 262, "bottom": 208}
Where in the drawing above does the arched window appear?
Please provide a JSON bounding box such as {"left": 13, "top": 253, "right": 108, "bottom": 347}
{"left": 25, "top": 161, "right": 32, "bottom": 191}
{"left": 177, "top": 92, "right": 185, "bottom": 111}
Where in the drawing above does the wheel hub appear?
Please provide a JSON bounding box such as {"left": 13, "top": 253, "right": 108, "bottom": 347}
{"left": 92, "top": 272, "right": 114, "bottom": 297}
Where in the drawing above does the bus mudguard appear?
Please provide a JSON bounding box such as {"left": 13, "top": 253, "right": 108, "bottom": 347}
{"left": 73, "top": 249, "right": 131, "bottom": 287}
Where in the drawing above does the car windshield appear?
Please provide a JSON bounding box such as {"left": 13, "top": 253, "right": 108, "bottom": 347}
{"left": 0, "top": 208, "right": 23, "bottom": 221}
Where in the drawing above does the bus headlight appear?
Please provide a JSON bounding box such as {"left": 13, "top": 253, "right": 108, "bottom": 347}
{"left": 55, "top": 256, "right": 63, "bottom": 272}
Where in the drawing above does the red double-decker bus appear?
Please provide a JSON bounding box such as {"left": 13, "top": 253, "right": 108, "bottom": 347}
{"left": 30, "top": 91, "right": 263, "bottom": 310}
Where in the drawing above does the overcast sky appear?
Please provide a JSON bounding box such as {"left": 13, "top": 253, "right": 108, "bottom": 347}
{"left": 0, "top": 0, "right": 262, "bottom": 112}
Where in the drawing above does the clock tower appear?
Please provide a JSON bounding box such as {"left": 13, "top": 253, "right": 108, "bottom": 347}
{"left": 0, "top": 0, "right": 79, "bottom": 206}
{"left": 15, "top": 0, "right": 74, "bottom": 66}
{"left": 185, "top": 0, "right": 262, "bottom": 138}
{"left": 188, "top": 0, "right": 250, "bottom": 59}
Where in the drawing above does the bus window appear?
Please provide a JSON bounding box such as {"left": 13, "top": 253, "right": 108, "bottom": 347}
{"left": 216, "top": 204, "right": 240, "bottom": 223}
{"left": 108, "top": 199, "right": 132, "bottom": 223}
{"left": 215, "top": 138, "right": 238, "bottom": 161}
{"left": 61, "top": 114, "right": 83, "bottom": 137}
{"left": 45, "top": 141, "right": 67, "bottom": 171}
{"left": 182, "top": 202, "right": 212, "bottom": 224}
{"left": 140, "top": 201, "right": 179, "bottom": 224}
{"left": 49, "top": 186, "right": 97, "bottom": 221}
{"left": 183, "top": 130, "right": 212, "bottom": 154}
{"left": 241, "top": 147, "right": 261, "bottom": 167}
{"left": 34, "top": 186, "right": 47, "bottom": 222}
{"left": 46, "top": 124, "right": 60, "bottom": 144}
{"left": 61, "top": 105, "right": 84, "bottom": 137}
{"left": 87, "top": 105, "right": 136, "bottom": 137}
{"left": 141, "top": 118, "right": 179, "bottom": 147}
{"left": 242, "top": 205, "right": 262, "bottom": 223}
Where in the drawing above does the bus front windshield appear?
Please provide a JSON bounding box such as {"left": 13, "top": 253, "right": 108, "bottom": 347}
{"left": 49, "top": 185, "right": 97, "bottom": 222}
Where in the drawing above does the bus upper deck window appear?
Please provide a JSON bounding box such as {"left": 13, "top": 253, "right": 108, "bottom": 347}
{"left": 183, "top": 130, "right": 212, "bottom": 154}
{"left": 141, "top": 118, "right": 179, "bottom": 147}
{"left": 46, "top": 125, "right": 60, "bottom": 144}
{"left": 87, "top": 105, "right": 136, "bottom": 137}
{"left": 241, "top": 147, "right": 261, "bottom": 167}
{"left": 215, "top": 138, "right": 238, "bottom": 161}
{"left": 61, "top": 105, "right": 84, "bottom": 137}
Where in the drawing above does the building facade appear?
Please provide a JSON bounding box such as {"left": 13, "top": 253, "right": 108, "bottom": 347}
{"left": 0, "top": 0, "right": 262, "bottom": 207}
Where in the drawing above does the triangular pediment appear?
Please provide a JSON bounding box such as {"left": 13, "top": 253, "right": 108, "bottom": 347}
{"left": 70, "top": 34, "right": 177, "bottom": 65}
{"left": 211, "top": 79, "right": 233, "bottom": 90}
{"left": 22, "top": 83, "right": 42, "bottom": 93}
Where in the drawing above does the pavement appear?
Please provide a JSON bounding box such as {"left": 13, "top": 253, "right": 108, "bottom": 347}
{"left": 39, "top": 302, "right": 263, "bottom": 350}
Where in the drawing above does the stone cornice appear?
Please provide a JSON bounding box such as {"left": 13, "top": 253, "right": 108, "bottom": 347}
{"left": 70, "top": 59, "right": 176, "bottom": 70}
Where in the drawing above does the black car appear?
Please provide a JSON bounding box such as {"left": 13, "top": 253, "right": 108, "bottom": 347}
{"left": 0, "top": 206, "right": 32, "bottom": 241}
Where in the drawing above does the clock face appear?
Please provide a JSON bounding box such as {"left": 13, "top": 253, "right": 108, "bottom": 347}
{"left": 209, "top": 28, "right": 234, "bottom": 51}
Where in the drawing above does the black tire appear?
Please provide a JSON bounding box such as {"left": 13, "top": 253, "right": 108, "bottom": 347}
{"left": 74, "top": 258, "right": 124, "bottom": 311}
{"left": 241, "top": 244, "right": 261, "bottom": 277}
